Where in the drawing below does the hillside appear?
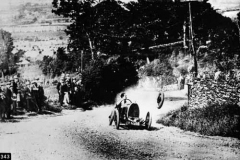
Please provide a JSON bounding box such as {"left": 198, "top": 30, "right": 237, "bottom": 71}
{"left": 0, "top": 0, "right": 57, "bottom": 26}
{"left": 0, "top": 1, "right": 69, "bottom": 59}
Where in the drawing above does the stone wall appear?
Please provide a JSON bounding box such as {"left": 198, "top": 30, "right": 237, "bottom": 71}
{"left": 189, "top": 78, "right": 240, "bottom": 108}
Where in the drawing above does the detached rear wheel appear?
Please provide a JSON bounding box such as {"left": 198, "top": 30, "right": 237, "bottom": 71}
{"left": 145, "top": 112, "right": 152, "bottom": 130}
{"left": 114, "top": 109, "right": 120, "bottom": 129}
{"left": 157, "top": 92, "right": 165, "bottom": 109}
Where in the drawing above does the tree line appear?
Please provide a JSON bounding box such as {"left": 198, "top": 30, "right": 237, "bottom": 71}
{"left": 46, "top": 0, "right": 239, "bottom": 72}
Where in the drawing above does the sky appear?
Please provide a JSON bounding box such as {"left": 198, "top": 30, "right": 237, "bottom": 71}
{"left": 0, "top": 0, "right": 239, "bottom": 11}
{"left": 208, "top": 0, "right": 240, "bottom": 10}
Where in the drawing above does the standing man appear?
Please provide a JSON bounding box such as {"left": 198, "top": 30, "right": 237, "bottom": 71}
{"left": 57, "top": 77, "right": 66, "bottom": 106}
{"left": 0, "top": 83, "right": 6, "bottom": 121}
{"left": 31, "top": 81, "right": 39, "bottom": 112}
{"left": 38, "top": 79, "right": 45, "bottom": 113}
{"left": 178, "top": 74, "right": 185, "bottom": 90}
{"left": 10, "top": 76, "right": 17, "bottom": 113}
{"left": 25, "top": 81, "right": 32, "bottom": 112}
{"left": 57, "top": 78, "right": 62, "bottom": 105}
{"left": 12, "top": 75, "right": 22, "bottom": 110}
{"left": 70, "top": 78, "right": 77, "bottom": 106}
{"left": 3, "top": 82, "right": 12, "bottom": 119}
{"left": 214, "top": 68, "right": 222, "bottom": 81}
{"left": 65, "top": 75, "right": 71, "bottom": 105}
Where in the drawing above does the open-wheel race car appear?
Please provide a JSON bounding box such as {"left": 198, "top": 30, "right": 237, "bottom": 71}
{"left": 109, "top": 99, "right": 152, "bottom": 130}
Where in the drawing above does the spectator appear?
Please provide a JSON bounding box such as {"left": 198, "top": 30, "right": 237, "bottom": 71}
{"left": 60, "top": 79, "right": 68, "bottom": 106}
{"left": 70, "top": 78, "right": 77, "bottom": 106}
{"left": 202, "top": 71, "right": 207, "bottom": 80}
{"left": 0, "top": 84, "right": 6, "bottom": 121}
{"left": 9, "top": 84, "right": 17, "bottom": 115}
{"left": 228, "top": 70, "right": 235, "bottom": 80}
{"left": 185, "top": 74, "right": 191, "bottom": 84}
{"left": 3, "top": 82, "right": 13, "bottom": 118}
{"left": 214, "top": 68, "right": 222, "bottom": 81}
{"left": 38, "top": 80, "right": 45, "bottom": 113}
{"left": 178, "top": 74, "right": 185, "bottom": 90}
{"left": 57, "top": 76, "right": 66, "bottom": 106}
{"left": 25, "top": 81, "right": 32, "bottom": 112}
{"left": 31, "top": 81, "right": 40, "bottom": 112}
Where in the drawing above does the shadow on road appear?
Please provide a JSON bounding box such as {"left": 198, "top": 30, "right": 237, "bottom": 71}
{"left": 165, "top": 97, "right": 188, "bottom": 101}
{"left": 1, "top": 116, "right": 28, "bottom": 123}
{"left": 119, "top": 125, "right": 161, "bottom": 131}
{"left": 0, "top": 109, "right": 63, "bottom": 123}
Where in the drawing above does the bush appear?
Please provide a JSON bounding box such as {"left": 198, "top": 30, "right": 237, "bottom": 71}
{"left": 139, "top": 59, "right": 173, "bottom": 77}
{"left": 82, "top": 56, "right": 139, "bottom": 104}
{"left": 138, "top": 58, "right": 176, "bottom": 86}
{"left": 157, "top": 103, "right": 240, "bottom": 138}
{"left": 39, "top": 47, "right": 77, "bottom": 77}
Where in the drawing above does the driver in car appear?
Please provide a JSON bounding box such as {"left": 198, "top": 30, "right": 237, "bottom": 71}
{"left": 109, "top": 92, "right": 131, "bottom": 120}
{"left": 116, "top": 93, "right": 129, "bottom": 118}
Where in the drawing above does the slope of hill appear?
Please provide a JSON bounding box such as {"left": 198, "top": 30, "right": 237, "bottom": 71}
{"left": 0, "top": 1, "right": 69, "bottom": 59}
{"left": 0, "top": 2, "right": 61, "bottom": 26}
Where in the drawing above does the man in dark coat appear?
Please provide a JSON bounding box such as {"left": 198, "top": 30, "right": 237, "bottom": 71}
{"left": 3, "top": 82, "right": 13, "bottom": 118}
{"left": 30, "top": 81, "right": 39, "bottom": 112}
{"left": 0, "top": 84, "right": 6, "bottom": 121}
{"left": 58, "top": 78, "right": 68, "bottom": 106}
{"left": 38, "top": 80, "right": 45, "bottom": 112}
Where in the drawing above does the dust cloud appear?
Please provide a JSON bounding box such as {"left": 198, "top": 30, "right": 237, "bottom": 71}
{"left": 115, "top": 79, "right": 161, "bottom": 125}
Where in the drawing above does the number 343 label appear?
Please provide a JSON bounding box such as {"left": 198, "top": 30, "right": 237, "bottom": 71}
{"left": 0, "top": 153, "right": 11, "bottom": 160}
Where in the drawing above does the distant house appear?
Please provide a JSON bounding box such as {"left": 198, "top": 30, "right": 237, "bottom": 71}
{"left": 16, "top": 58, "right": 31, "bottom": 67}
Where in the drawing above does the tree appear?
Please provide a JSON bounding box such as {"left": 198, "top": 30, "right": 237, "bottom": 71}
{"left": 39, "top": 56, "right": 54, "bottom": 76}
{"left": 236, "top": 12, "right": 240, "bottom": 45}
{"left": 0, "top": 29, "right": 14, "bottom": 78}
{"left": 52, "top": 0, "right": 97, "bottom": 60}
{"left": 52, "top": 0, "right": 131, "bottom": 60}
{"left": 82, "top": 56, "right": 138, "bottom": 104}
{"left": 40, "top": 47, "right": 75, "bottom": 77}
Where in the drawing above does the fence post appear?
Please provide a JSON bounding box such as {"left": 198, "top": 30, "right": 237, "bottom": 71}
{"left": 187, "top": 83, "right": 193, "bottom": 106}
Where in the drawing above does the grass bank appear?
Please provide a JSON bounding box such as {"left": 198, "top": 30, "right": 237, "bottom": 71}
{"left": 157, "top": 103, "right": 240, "bottom": 139}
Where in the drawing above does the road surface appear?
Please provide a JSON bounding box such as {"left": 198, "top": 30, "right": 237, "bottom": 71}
{"left": 0, "top": 88, "right": 239, "bottom": 160}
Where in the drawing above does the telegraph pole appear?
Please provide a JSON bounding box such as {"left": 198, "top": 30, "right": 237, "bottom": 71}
{"left": 81, "top": 50, "right": 83, "bottom": 73}
{"left": 188, "top": 1, "right": 198, "bottom": 77}
{"left": 183, "top": 21, "right": 188, "bottom": 54}
{"left": 181, "top": 0, "right": 201, "bottom": 77}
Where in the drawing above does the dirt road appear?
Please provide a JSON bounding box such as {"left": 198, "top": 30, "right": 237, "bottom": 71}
{"left": 0, "top": 88, "right": 240, "bottom": 160}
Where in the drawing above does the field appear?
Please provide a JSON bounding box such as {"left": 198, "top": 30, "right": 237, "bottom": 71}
{"left": 12, "top": 30, "right": 67, "bottom": 41}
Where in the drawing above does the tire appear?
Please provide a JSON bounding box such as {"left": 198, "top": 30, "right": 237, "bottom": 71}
{"left": 157, "top": 92, "right": 165, "bottom": 109}
{"left": 145, "top": 112, "right": 152, "bottom": 130}
{"left": 114, "top": 109, "right": 120, "bottom": 129}
{"left": 109, "top": 110, "right": 114, "bottom": 126}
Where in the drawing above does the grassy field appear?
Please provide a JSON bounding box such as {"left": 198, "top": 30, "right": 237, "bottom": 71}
{"left": 12, "top": 30, "right": 67, "bottom": 40}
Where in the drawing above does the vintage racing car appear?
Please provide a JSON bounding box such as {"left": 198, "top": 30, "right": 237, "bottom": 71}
{"left": 109, "top": 99, "right": 152, "bottom": 130}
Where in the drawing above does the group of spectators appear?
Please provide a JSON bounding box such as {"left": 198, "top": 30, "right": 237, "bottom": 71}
{"left": 0, "top": 72, "right": 84, "bottom": 121}
{"left": 0, "top": 75, "right": 45, "bottom": 120}
{"left": 56, "top": 73, "right": 83, "bottom": 107}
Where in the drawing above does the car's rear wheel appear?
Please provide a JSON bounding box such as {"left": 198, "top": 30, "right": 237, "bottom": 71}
{"left": 114, "top": 109, "right": 120, "bottom": 129}
{"left": 109, "top": 110, "right": 114, "bottom": 126}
